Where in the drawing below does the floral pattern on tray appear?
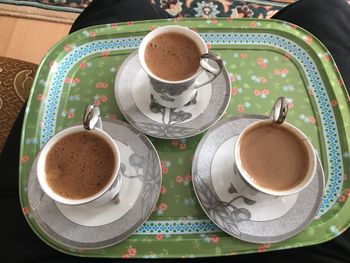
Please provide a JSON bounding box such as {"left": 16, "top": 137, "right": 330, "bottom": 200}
{"left": 19, "top": 19, "right": 350, "bottom": 258}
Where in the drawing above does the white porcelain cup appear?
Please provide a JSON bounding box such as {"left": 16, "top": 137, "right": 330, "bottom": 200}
{"left": 36, "top": 125, "right": 121, "bottom": 206}
{"left": 233, "top": 98, "right": 317, "bottom": 201}
{"left": 138, "top": 25, "right": 223, "bottom": 108}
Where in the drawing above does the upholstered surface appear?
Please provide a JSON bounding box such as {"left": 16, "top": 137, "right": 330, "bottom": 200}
{"left": 0, "top": 56, "right": 36, "bottom": 152}
{"left": 0, "top": 0, "right": 294, "bottom": 23}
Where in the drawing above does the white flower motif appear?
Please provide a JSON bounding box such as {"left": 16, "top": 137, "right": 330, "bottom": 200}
{"left": 163, "top": 1, "right": 183, "bottom": 16}
{"left": 194, "top": 1, "right": 220, "bottom": 18}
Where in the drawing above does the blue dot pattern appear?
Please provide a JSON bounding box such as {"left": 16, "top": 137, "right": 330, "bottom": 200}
{"left": 40, "top": 33, "right": 342, "bottom": 234}
{"left": 136, "top": 220, "right": 219, "bottom": 234}
{"left": 199, "top": 33, "right": 342, "bottom": 217}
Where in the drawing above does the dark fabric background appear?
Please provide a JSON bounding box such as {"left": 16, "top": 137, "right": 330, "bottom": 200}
{"left": 1, "top": 0, "right": 349, "bottom": 262}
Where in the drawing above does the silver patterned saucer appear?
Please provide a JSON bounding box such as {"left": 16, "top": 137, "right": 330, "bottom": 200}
{"left": 114, "top": 50, "right": 231, "bottom": 139}
{"left": 192, "top": 115, "right": 325, "bottom": 244}
{"left": 27, "top": 120, "right": 161, "bottom": 249}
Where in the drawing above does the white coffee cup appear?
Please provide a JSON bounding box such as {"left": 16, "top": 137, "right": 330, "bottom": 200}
{"left": 37, "top": 114, "right": 121, "bottom": 206}
{"left": 233, "top": 97, "right": 317, "bottom": 201}
{"left": 138, "top": 25, "right": 223, "bottom": 108}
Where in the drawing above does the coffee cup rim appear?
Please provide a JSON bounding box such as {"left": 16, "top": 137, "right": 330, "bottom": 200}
{"left": 234, "top": 119, "right": 317, "bottom": 197}
{"left": 138, "top": 25, "right": 208, "bottom": 84}
{"left": 36, "top": 125, "right": 120, "bottom": 205}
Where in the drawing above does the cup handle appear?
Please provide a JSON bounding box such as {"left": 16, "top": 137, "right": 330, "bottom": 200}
{"left": 83, "top": 104, "right": 103, "bottom": 130}
{"left": 269, "top": 97, "right": 289, "bottom": 124}
{"left": 193, "top": 53, "right": 224, "bottom": 89}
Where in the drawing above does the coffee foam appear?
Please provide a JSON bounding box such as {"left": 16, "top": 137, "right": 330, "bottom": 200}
{"left": 45, "top": 131, "right": 115, "bottom": 199}
{"left": 239, "top": 121, "right": 310, "bottom": 191}
{"left": 144, "top": 32, "right": 201, "bottom": 81}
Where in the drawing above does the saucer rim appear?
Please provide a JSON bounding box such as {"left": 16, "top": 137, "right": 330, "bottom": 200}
{"left": 114, "top": 49, "right": 231, "bottom": 139}
{"left": 27, "top": 119, "right": 162, "bottom": 250}
{"left": 192, "top": 115, "right": 325, "bottom": 244}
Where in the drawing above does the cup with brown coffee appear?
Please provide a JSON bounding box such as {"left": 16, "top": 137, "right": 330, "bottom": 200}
{"left": 36, "top": 105, "right": 122, "bottom": 206}
{"left": 138, "top": 25, "right": 224, "bottom": 108}
{"left": 233, "top": 97, "right": 317, "bottom": 201}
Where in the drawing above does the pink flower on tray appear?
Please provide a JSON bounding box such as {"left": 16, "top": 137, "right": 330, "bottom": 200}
{"left": 156, "top": 234, "right": 164, "bottom": 240}
{"left": 237, "top": 104, "right": 245, "bottom": 113}
{"left": 89, "top": 31, "right": 97, "bottom": 38}
{"left": 67, "top": 112, "right": 75, "bottom": 119}
{"left": 230, "top": 74, "right": 236, "bottom": 82}
{"left": 160, "top": 185, "right": 167, "bottom": 194}
{"left": 94, "top": 99, "right": 101, "bottom": 106}
{"left": 37, "top": 94, "right": 45, "bottom": 101}
{"left": 309, "top": 116, "right": 316, "bottom": 124}
{"left": 171, "top": 140, "right": 179, "bottom": 146}
{"left": 176, "top": 175, "right": 184, "bottom": 183}
{"left": 121, "top": 254, "right": 129, "bottom": 259}
{"left": 339, "top": 195, "right": 346, "bottom": 202}
{"left": 162, "top": 166, "right": 169, "bottom": 174}
{"left": 79, "top": 62, "right": 87, "bottom": 69}
{"left": 64, "top": 44, "right": 72, "bottom": 52}
{"left": 95, "top": 82, "right": 108, "bottom": 89}
{"left": 282, "top": 68, "right": 289, "bottom": 75}
{"left": 22, "top": 207, "right": 30, "bottom": 215}
{"left": 184, "top": 175, "right": 192, "bottom": 182}
{"left": 254, "top": 90, "right": 261, "bottom": 96}
{"left": 179, "top": 143, "right": 186, "bottom": 150}
{"left": 100, "top": 95, "right": 108, "bottom": 102}
{"left": 305, "top": 35, "right": 313, "bottom": 45}
{"left": 231, "top": 88, "right": 237, "bottom": 95}
{"left": 331, "top": 99, "right": 338, "bottom": 107}
{"left": 158, "top": 203, "right": 168, "bottom": 211}
{"left": 345, "top": 189, "right": 350, "bottom": 197}
{"left": 323, "top": 54, "right": 330, "bottom": 62}
{"left": 240, "top": 53, "right": 248, "bottom": 59}
{"left": 210, "top": 234, "right": 220, "bottom": 243}
{"left": 290, "top": 24, "right": 298, "bottom": 30}
{"left": 101, "top": 51, "right": 110, "bottom": 58}
{"left": 308, "top": 88, "right": 314, "bottom": 96}
{"left": 20, "top": 155, "right": 29, "bottom": 163}
{"left": 127, "top": 247, "right": 137, "bottom": 256}
{"left": 284, "top": 53, "right": 291, "bottom": 60}
{"left": 261, "top": 89, "right": 269, "bottom": 95}
{"left": 273, "top": 69, "right": 281, "bottom": 75}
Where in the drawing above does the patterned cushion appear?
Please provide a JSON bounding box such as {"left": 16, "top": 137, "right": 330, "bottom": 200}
{"left": 0, "top": 56, "right": 37, "bottom": 153}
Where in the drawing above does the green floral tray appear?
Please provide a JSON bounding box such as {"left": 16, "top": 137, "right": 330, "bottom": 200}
{"left": 19, "top": 18, "right": 350, "bottom": 258}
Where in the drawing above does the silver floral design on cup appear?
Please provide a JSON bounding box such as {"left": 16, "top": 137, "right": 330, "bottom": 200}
{"left": 139, "top": 25, "right": 224, "bottom": 108}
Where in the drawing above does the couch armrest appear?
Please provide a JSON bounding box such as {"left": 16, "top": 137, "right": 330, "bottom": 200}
{"left": 0, "top": 56, "right": 37, "bottom": 153}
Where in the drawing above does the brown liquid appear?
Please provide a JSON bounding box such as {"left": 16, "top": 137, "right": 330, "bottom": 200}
{"left": 239, "top": 122, "right": 309, "bottom": 191}
{"left": 45, "top": 131, "right": 115, "bottom": 199}
{"left": 144, "top": 32, "right": 201, "bottom": 81}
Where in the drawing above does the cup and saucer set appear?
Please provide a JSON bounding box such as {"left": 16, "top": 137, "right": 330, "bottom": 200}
{"left": 27, "top": 25, "right": 325, "bottom": 249}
